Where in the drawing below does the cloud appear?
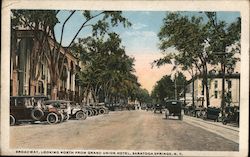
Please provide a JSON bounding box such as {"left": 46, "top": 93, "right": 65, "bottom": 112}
{"left": 132, "top": 22, "right": 148, "bottom": 30}
{"left": 121, "top": 30, "right": 158, "bottom": 53}
{"left": 123, "top": 30, "right": 156, "bottom": 37}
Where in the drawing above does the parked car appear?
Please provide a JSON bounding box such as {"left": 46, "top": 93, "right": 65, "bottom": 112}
{"left": 193, "top": 106, "right": 206, "bottom": 118}
{"left": 44, "top": 100, "right": 87, "bottom": 121}
{"left": 202, "top": 107, "right": 221, "bottom": 122}
{"left": 10, "top": 96, "right": 62, "bottom": 125}
{"left": 164, "top": 100, "right": 184, "bottom": 120}
{"left": 222, "top": 106, "right": 239, "bottom": 126}
{"left": 96, "top": 103, "right": 109, "bottom": 114}
{"left": 44, "top": 100, "right": 70, "bottom": 122}
{"left": 153, "top": 104, "right": 163, "bottom": 114}
{"left": 68, "top": 102, "right": 88, "bottom": 120}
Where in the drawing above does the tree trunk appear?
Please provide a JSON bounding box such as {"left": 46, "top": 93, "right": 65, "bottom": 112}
{"left": 30, "top": 80, "right": 36, "bottom": 96}
{"left": 192, "top": 75, "right": 195, "bottom": 107}
{"left": 12, "top": 70, "right": 18, "bottom": 96}
{"left": 221, "top": 63, "right": 226, "bottom": 116}
{"left": 51, "top": 85, "right": 58, "bottom": 100}
{"left": 203, "top": 66, "right": 210, "bottom": 107}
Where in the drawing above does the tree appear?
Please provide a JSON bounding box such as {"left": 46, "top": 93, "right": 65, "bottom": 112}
{"left": 136, "top": 88, "right": 151, "bottom": 105}
{"left": 205, "top": 12, "right": 241, "bottom": 111}
{"left": 11, "top": 10, "right": 59, "bottom": 96}
{"left": 156, "top": 12, "right": 240, "bottom": 107}
{"left": 72, "top": 33, "right": 140, "bottom": 104}
{"left": 11, "top": 10, "right": 131, "bottom": 99}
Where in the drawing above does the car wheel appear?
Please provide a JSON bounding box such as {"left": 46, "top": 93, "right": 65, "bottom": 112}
{"left": 58, "top": 113, "right": 64, "bottom": 123}
{"left": 222, "top": 120, "right": 227, "bottom": 125}
{"left": 76, "top": 111, "right": 87, "bottom": 120}
{"left": 10, "top": 115, "right": 16, "bottom": 126}
{"left": 31, "top": 108, "right": 44, "bottom": 120}
{"left": 63, "top": 114, "right": 70, "bottom": 121}
{"left": 99, "top": 109, "right": 105, "bottom": 114}
{"left": 165, "top": 109, "right": 169, "bottom": 119}
{"left": 47, "top": 113, "right": 58, "bottom": 124}
{"left": 87, "top": 110, "right": 93, "bottom": 117}
{"left": 105, "top": 109, "right": 109, "bottom": 114}
{"left": 93, "top": 109, "right": 98, "bottom": 116}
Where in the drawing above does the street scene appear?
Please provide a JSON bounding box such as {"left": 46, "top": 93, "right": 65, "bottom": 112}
{"left": 5, "top": 5, "right": 244, "bottom": 156}
{"left": 10, "top": 110, "right": 238, "bottom": 151}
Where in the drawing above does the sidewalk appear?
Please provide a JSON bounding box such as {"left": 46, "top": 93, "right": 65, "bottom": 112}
{"left": 184, "top": 115, "right": 239, "bottom": 143}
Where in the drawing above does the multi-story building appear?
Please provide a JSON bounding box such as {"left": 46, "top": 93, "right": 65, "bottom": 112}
{"left": 185, "top": 73, "right": 240, "bottom": 108}
{"left": 10, "top": 29, "right": 84, "bottom": 102}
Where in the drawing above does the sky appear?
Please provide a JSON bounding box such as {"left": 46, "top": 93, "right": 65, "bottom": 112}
{"left": 54, "top": 11, "right": 240, "bottom": 93}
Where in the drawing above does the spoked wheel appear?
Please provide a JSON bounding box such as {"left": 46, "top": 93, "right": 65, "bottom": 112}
{"left": 10, "top": 115, "right": 16, "bottom": 126}
{"left": 63, "top": 113, "right": 70, "bottom": 121}
{"left": 47, "top": 113, "right": 58, "bottom": 124}
{"left": 31, "top": 108, "right": 44, "bottom": 121}
{"left": 75, "top": 111, "right": 87, "bottom": 120}
{"left": 165, "top": 109, "right": 169, "bottom": 119}
{"left": 99, "top": 108, "right": 106, "bottom": 114}
{"left": 87, "top": 110, "right": 93, "bottom": 117}
{"left": 58, "top": 113, "right": 64, "bottom": 123}
{"left": 93, "top": 109, "right": 98, "bottom": 116}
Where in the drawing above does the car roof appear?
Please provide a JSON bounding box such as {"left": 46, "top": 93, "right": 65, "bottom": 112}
{"left": 165, "top": 100, "right": 183, "bottom": 103}
{"left": 44, "top": 100, "right": 72, "bottom": 104}
{"left": 10, "top": 96, "right": 48, "bottom": 99}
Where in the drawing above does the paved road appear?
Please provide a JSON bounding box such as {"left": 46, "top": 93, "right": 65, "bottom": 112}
{"left": 10, "top": 110, "right": 239, "bottom": 151}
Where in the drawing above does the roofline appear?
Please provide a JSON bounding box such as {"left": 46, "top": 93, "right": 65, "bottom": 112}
{"left": 187, "top": 73, "right": 240, "bottom": 84}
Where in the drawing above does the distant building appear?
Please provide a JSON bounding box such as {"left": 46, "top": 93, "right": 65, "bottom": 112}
{"left": 185, "top": 73, "right": 240, "bottom": 108}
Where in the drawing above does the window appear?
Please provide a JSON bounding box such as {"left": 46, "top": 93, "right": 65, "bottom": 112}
{"left": 214, "top": 91, "right": 218, "bottom": 99}
{"left": 227, "top": 80, "right": 232, "bottom": 89}
{"left": 227, "top": 91, "right": 232, "bottom": 99}
{"left": 214, "top": 80, "right": 218, "bottom": 89}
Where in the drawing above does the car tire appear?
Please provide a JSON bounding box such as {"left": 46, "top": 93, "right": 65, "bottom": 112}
{"left": 222, "top": 120, "right": 227, "bottom": 125}
{"left": 58, "top": 113, "right": 64, "bottom": 123}
{"left": 64, "top": 114, "right": 70, "bottom": 121}
{"left": 99, "top": 109, "right": 105, "bottom": 114}
{"left": 76, "top": 111, "right": 87, "bottom": 120}
{"left": 47, "top": 113, "right": 58, "bottom": 124}
{"left": 87, "top": 110, "right": 93, "bottom": 117}
{"left": 31, "top": 108, "right": 44, "bottom": 120}
{"left": 93, "top": 109, "right": 98, "bottom": 116}
{"left": 105, "top": 109, "right": 109, "bottom": 114}
{"left": 10, "top": 115, "right": 16, "bottom": 126}
{"left": 165, "top": 109, "right": 169, "bottom": 119}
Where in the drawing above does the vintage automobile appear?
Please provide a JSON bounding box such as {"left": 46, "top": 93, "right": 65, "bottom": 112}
{"left": 222, "top": 106, "right": 239, "bottom": 125}
{"left": 69, "top": 102, "right": 88, "bottom": 120}
{"left": 153, "top": 104, "right": 163, "bottom": 114}
{"left": 10, "top": 96, "right": 63, "bottom": 125}
{"left": 96, "top": 103, "right": 109, "bottom": 114}
{"left": 164, "top": 100, "right": 184, "bottom": 120}
{"left": 44, "top": 100, "right": 69, "bottom": 122}
{"left": 202, "top": 107, "right": 221, "bottom": 122}
{"left": 44, "top": 100, "right": 87, "bottom": 120}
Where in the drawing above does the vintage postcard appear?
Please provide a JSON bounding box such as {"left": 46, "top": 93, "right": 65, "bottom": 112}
{"left": 1, "top": 0, "right": 249, "bottom": 156}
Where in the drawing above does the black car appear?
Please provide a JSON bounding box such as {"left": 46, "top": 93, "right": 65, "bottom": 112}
{"left": 10, "top": 96, "right": 62, "bottom": 125}
{"left": 153, "top": 104, "right": 163, "bottom": 113}
{"left": 164, "top": 100, "right": 184, "bottom": 120}
{"left": 202, "top": 107, "right": 221, "bottom": 122}
{"left": 222, "top": 106, "right": 239, "bottom": 125}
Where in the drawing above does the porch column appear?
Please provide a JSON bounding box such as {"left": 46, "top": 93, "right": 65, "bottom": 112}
{"left": 66, "top": 70, "right": 70, "bottom": 90}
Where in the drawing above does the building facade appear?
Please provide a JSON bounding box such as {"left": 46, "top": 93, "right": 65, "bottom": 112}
{"left": 185, "top": 73, "right": 240, "bottom": 108}
{"left": 10, "top": 30, "right": 84, "bottom": 102}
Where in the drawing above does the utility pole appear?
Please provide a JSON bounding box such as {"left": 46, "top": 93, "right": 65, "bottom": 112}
{"left": 175, "top": 73, "right": 177, "bottom": 100}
